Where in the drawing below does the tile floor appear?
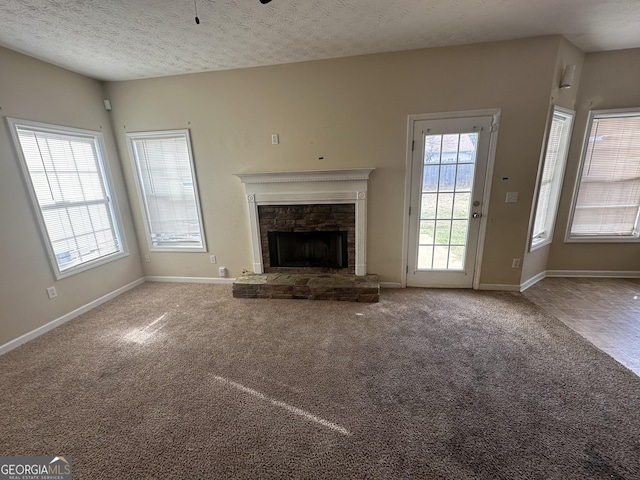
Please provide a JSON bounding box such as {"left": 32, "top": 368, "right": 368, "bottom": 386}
{"left": 522, "top": 277, "right": 640, "bottom": 377}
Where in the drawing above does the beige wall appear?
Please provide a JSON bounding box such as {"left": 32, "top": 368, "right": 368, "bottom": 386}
{"left": 548, "top": 48, "right": 640, "bottom": 272}
{"left": 0, "top": 47, "right": 143, "bottom": 347}
{"left": 521, "top": 38, "right": 585, "bottom": 285}
{"left": 2, "top": 35, "right": 638, "bottom": 349}
{"left": 105, "top": 36, "right": 565, "bottom": 286}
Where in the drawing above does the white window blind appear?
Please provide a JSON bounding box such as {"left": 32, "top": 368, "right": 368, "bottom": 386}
{"left": 530, "top": 108, "right": 574, "bottom": 249}
{"left": 8, "top": 119, "right": 126, "bottom": 278}
{"left": 569, "top": 110, "right": 640, "bottom": 240}
{"left": 127, "top": 130, "right": 206, "bottom": 251}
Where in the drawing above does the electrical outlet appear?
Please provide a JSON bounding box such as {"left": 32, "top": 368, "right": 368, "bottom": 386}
{"left": 144, "top": 254, "right": 150, "bottom": 262}
{"left": 512, "top": 258, "right": 521, "bottom": 268}
{"left": 46, "top": 286, "right": 57, "bottom": 299}
{"left": 210, "top": 255, "right": 217, "bottom": 264}
{"left": 219, "top": 267, "right": 227, "bottom": 278}
{"left": 271, "top": 134, "right": 279, "bottom": 145}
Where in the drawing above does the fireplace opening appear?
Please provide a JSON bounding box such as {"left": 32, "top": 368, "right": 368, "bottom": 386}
{"left": 268, "top": 231, "right": 348, "bottom": 269}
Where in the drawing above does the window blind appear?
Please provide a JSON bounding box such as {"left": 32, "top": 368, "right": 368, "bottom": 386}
{"left": 12, "top": 123, "right": 123, "bottom": 276}
{"left": 570, "top": 113, "right": 640, "bottom": 238}
{"left": 531, "top": 109, "right": 573, "bottom": 248}
{"left": 129, "top": 131, "right": 205, "bottom": 250}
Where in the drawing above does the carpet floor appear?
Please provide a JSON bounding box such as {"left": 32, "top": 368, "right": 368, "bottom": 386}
{"left": 1, "top": 282, "right": 639, "bottom": 479}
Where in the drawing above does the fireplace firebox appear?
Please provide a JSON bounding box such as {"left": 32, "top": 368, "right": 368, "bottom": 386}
{"left": 268, "top": 231, "right": 348, "bottom": 269}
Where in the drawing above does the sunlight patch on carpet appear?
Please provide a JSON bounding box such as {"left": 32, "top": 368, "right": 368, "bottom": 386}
{"left": 124, "top": 312, "right": 168, "bottom": 344}
{"left": 211, "top": 374, "right": 350, "bottom": 436}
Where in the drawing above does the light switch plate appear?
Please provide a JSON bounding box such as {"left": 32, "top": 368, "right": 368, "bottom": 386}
{"left": 505, "top": 192, "right": 518, "bottom": 203}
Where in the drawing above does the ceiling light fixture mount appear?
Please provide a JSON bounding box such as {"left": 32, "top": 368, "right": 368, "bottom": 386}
{"left": 195, "top": 0, "right": 271, "bottom": 24}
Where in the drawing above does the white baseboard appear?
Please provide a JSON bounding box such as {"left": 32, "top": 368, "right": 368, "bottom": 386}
{"left": 145, "top": 276, "right": 237, "bottom": 284}
{"left": 546, "top": 270, "right": 640, "bottom": 278}
{"left": 0, "top": 277, "right": 146, "bottom": 357}
{"left": 379, "top": 282, "right": 402, "bottom": 289}
{"left": 520, "top": 271, "right": 547, "bottom": 292}
{"left": 517, "top": 269, "right": 640, "bottom": 293}
{"left": 477, "top": 283, "right": 521, "bottom": 292}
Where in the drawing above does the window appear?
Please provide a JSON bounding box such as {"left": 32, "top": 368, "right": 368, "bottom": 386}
{"left": 126, "top": 130, "right": 206, "bottom": 251}
{"left": 568, "top": 108, "right": 640, "bottom": 241}
{"left": 530, "top": 107, "right": 574, "bottom": 250}
{"left": 8, "top": 118, "right": 127, "bottom": 279}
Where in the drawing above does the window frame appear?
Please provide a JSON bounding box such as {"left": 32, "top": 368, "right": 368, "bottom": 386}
{"left": 529, "top": 106, "right": 575, "bottom": 251}
{"left": 126, "top": 129, "right": 207, "bottom": 253}
{"left": 566, "top": 107, "right": 640, "bottom": 243}
{"left": 7, "top": 117, "right": 129, "bottom": 279}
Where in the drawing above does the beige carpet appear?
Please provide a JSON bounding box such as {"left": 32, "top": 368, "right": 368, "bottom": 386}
{"left": 1, "top": 282, "right": 639, "bottom": 479}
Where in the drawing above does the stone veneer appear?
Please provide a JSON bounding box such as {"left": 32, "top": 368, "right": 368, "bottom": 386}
{"left": 258, "top": 204, "right": 356, "bottom": 274}
{"left": 233, "top": 273, "right": 380, "bottom": 302}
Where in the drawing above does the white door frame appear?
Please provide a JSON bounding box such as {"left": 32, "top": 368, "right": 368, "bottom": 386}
{"left": 401, "top": 109, "right": 501, "bottom": 289}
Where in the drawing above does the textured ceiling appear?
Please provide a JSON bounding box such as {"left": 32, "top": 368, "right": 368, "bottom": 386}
{"left": 0, "top": 0, "right": 639, "bottom": 81}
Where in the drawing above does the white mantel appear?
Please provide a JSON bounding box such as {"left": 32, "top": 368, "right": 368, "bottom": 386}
{"left": 234, "top": 168, "right": 374, "bottom": 276}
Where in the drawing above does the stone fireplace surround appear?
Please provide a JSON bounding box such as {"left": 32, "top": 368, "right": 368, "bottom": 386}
{"left": 235, "top": 169, "right": 374, "bottom": 276}
{"left": 259, "top": 204, "right": 355, "bottom": 274}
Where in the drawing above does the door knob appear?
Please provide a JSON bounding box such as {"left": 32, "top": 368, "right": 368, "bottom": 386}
{"left": 472, "top": 212, "right": 481, "bottom": 218}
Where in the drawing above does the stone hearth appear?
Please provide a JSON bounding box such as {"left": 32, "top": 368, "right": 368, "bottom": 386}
{"left": 233, "top": 273, "right": 380, "bottom": 302}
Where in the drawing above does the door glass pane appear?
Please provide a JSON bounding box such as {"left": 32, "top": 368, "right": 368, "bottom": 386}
{"left": 453, "top": 193, "right": 470, "bottom": 218}
{"left": 419, "top": 220, "right": 435, "bottom": 244}
{"left": 417, "top": 132, "right": 478, "bottom": 271}
{"left": 448, "top": 246, "right": 465, "bottom": 270}
{"left": 455, "top": 163, "right": 474, "bottom": 191}
{"left": 441, "top": 135, "right": 460, "bottom": 163}
{"left": 439, "top": 165, "right": 457, "bottom": 192}
{"left": 433, "top": 246, "right": 450, "bottom": 269}
{"left": 435, "top": 220, "right": 451, "bottom": 245}
{"left": 436, "top": 193, "right": 454, "bottom": 218}
{"left": 424, "top": 136, "right": 442, "bottom": 163}
{"left": 450, "top": 220, "right": 468, "bottom": 245}
{"left": 421, "top": 194, "right": 437, "bottom": 218}
{"left": 423, "top": 165, "right": 440, "bottom": 192}
{"left": 417, "top": 246, "right": 434, "bottom": 270}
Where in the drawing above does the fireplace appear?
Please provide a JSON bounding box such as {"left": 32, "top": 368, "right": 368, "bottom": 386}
{"left": 259, "top": 204, "right": 355, "bottom": 273}
{"left": 235, "top": 169, "right": 374, "bottom": 276}
{"left": 268, "top": 231, "right": 348, "bottom": 269}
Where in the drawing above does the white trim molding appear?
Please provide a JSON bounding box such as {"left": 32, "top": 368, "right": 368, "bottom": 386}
{"left": 145, "top": 276, "right": 237, "bottom": 284}
{"left": 519, "top": 269, "right": 640, "bottom": 292}
{"left": 477, "top": 284, "right": 521, "bottom": 292}
{"left": 520, "top": 271, "right": 547, "bottom": 292}
{"left": 546, "top": 270, "right": 640, "bottom": 278}
{"left": 0, "top": 277, "right": 145, "bottom": 357}
{"left": 235, "top": 168, "right": 375, "bottom": 276}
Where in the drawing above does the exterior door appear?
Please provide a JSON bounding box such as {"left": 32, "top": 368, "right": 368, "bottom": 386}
{"left": 406, "top": 114, "right": 494, "bottom": 288}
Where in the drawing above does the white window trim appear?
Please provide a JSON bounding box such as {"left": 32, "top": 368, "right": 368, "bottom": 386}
{"left": 565, "top": 107, "right": 640, "bottom": 243}
{"left": 529, "top": 106, "right": 574, "bottom": 252}
{"left": 126, "top": 129, "right": 207, "bottom": 253}
{"left": 7, "top": 117, "right": 129, "bottom": 279}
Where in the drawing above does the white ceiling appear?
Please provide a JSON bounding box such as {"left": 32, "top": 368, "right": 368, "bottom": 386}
{"left": 1, "top": 0, "right": 639, "bottom": 82}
